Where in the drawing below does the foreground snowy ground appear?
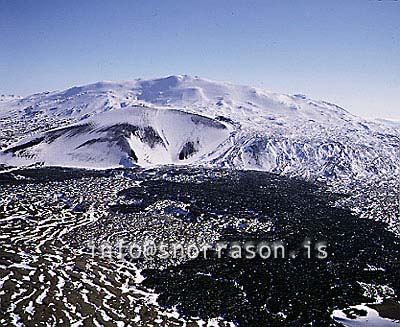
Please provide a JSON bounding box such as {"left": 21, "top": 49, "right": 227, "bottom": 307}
{"left": 333, "top": 305, "right": 399, "bottom": 327}
{"left": 0, "top": 167, "right": 237, "bottom": 326}
{"left": 0, "top": 167, "right": 399, "bottom": 326}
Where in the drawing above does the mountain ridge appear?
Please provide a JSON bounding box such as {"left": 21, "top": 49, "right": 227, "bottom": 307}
{"left": 0, "top": 75, "right": 399, "bottom": 182}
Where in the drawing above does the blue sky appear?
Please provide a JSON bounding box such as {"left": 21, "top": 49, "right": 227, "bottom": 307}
{"left": 1, "top": 0, "right": 399, "bottom": 119}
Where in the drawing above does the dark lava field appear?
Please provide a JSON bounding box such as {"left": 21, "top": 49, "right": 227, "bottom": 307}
{"left": 0, "top": 166, "right": 399, "bottom": 326}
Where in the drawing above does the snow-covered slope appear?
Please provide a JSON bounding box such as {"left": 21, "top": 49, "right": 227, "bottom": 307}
{"left": 0, "top": 75, "right": 399, "bottom": 181}
{"left": 0, "top": 106, "right": 230, "bottom": 168}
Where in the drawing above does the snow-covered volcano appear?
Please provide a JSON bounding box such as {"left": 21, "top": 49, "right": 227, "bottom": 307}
{"left": 0, "top": 75, "right": 399, "bottom": 180}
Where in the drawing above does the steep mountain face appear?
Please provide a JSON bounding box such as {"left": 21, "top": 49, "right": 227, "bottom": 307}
{"left": 0, "top": 75, "right": 399, "bottom": 181}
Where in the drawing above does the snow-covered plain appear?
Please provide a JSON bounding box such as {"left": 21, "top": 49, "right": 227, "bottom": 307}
{"left": 0, "top": 75, "right": 399, "bottom": 182}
